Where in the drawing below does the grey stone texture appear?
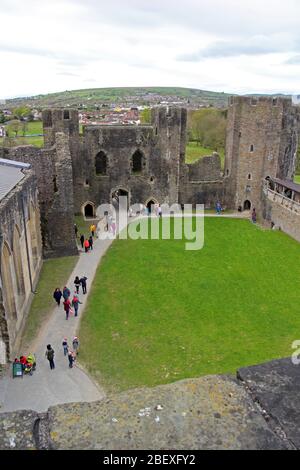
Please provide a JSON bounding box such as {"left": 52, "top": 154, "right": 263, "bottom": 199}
{"left": 0, "top": 169, "right": 42, "bottom": 362}
{"left": 224, "top": 96, "right": 300, "bottom": 214}
{"left": 0, "top": 141, "right": 77, "bottom": 259}
{"left": 238, "top": 357, "right": 300, "bottom": 449}
{"left": 2, "top": 358, "right": 299, "bottom": 450}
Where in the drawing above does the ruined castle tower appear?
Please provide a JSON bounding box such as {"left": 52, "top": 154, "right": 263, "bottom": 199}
{"left": 41, "top": 109, "right": 78, "bottom": 257}
{"left": 224, "top": 96, "right": 299, "bottom": 212}
{"left": 68, "top": 106, "right": 187, "bottom": 215}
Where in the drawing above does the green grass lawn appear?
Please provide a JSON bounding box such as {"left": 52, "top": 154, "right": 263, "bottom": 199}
{"left": 79, "top": 217, "right": 300, "bottom": 393}
{"left": 21, "top": 255, "right": 78, "bottom": 351}
{"left": 185, "top": 141, "right": 225, "bottom": 167}
{"left": 0, "top": 121, "right": 44, "bottom": 147}
{"left": 294, "top": 175, "right": 300, "bottom": 184}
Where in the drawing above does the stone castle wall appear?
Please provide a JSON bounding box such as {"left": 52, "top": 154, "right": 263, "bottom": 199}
{"left": 0, "top": 170, "right": 42, "bottom": 362}
{"left": 0, "top": 139, "right": 77, "bottom": 258}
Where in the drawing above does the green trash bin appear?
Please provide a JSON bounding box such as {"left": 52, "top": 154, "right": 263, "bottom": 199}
{"left": 12, "top": 362, "right": 23, "bottom": 378}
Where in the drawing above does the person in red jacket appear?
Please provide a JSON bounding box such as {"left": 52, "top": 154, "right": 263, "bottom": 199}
{"left": 84, "top": 239, "right": 90, "bottom": 253}
{"left": 63, "top": 298, "right": 71, "bottom": 320}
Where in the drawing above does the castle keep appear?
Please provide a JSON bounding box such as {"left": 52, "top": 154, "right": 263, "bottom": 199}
{"left": 0, "top": 96, "right": 300, "bottom": 362}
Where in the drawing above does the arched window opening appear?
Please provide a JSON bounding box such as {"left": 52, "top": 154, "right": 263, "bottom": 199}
{"left": 95, "top": 151, "right": 107, "bottom": 175}
{"left": 64, "top": 110, "right": 70, "bottom": 120}
{"left": 131, "top": 150, "right": 143, "bottom": 174}
{"left": 250, "top": 144, "right": 254, "bottom": 153}
{"left": 1, "top": 242, "right": 18, "bottom": 322}
{"left": 248, "top": 173, "right": 252, "bottom": 180}
{"left": 29, "top": 204, "right": 39, "bottom": 269}
{"left": 13, "top": 226, "right": 25, "bottom": 299}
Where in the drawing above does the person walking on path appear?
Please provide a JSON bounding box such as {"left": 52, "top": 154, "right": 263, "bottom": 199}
{"left": 88, "top": 235, "right": 93, "bottom": 250}
{"left": 80, "top": 276, "right": 88, "bottom": 294}
{"left": 72, "top": 294, "right": 82, "bottom": 317}
{"left": 53, "top": 288, "right": 62, "bottom": 307}
{"left": 63, "top": 298, "right": 71, "bottom": 320}
{"left": 72, "top": 337, "right": 80, "bottom": 356}
{"left": 80, "top": 234, "right": 84, "bottom": 249}
{"left": 74, "top": 276, "right": 81, "bottom": 294}
{"left": 251, "top": 208, "right": 257, "bottom": 223}
{"left": 68, "top": 350, "right": 75, "bottom": 368}
{"left": 216, "top": 201, "right": 222, "bottom": 215}
{"left": 90, "top": 223, "right": 96, "bottom": 237}
{"left": 63, "top": 286, "right": 71, "bottom": 301}
{"left": 62, "top": 337, "right": 69, "bottom": 356}
{"left": 157, "top": 204, "right": 162, "bottom": 217}
{"left": 84, "top": 238, "right": 90, "bottom": 253}
{"left": 45, "top": 344, "right": 55, "bottom": 370}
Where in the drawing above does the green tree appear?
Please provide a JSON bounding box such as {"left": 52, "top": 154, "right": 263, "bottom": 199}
{"left": 13, "top": 106, "right": 31, "bottom": 120}
{"left": 6, "top": 119, "right": 22, "bottom": 137}
{"left": 140, "top": 108, "right": 151, "bottom": 124}
{"left": 188, "top": 108, "right": 226, "bottom": 152}
{"left": 0, "top": 112, "right": 5, "bottom": 124}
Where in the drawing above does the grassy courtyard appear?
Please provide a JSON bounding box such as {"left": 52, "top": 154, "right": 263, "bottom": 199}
{"left": 79, "top": 217, "right": 300, "bottom": 393}
{"left": 185, "top": 141, "right": 225, "bottom": 166}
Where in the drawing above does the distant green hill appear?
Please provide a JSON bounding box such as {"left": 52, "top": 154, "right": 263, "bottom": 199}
{"left": 2, "top": 86, "right": 291, "bottom": 110}
{"left": 3, "top": 87, "right": 234, "bottom": 109}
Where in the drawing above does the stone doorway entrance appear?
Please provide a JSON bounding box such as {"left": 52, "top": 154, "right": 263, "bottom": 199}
{"left": 111, "top": 188, "right": 129, "bottom": 210}
{"left": 146, "top": 199, "right": 156, "bottom": 214}
{"left": 243, "top": 200, "right": 251, "bottom": 211}
{"left": 83, "top": 202, "right": 95, "bottom": 218}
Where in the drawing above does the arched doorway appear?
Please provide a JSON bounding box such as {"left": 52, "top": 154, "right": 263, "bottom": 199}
{"left": 145, "top": 198, "right": 159, "bottom": 214}
{"left": 111, "top": 188, "right": 129, "bottom": 210}
{"left": 83, "top": 202, "right": 95, "bottom": 218}
{"left": 146, "top": 200, "right": 156, "bottom": 214}
{"left": 243, "top": 200, "right": 251, "bottom": 211}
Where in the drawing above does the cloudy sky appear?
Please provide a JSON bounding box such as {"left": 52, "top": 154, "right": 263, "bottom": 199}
{"left": 1, "top": 0, "right": 300, "bottom": 98}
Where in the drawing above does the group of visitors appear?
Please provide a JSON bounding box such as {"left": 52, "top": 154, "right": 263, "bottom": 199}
{"left": 76, "top": 223, "right": 97, "bottom": 252}
{"left": 53, "top": 276, "right": 87, "bottom": 320}
{"left": 62, "top": 336, "right": 79, "bottom": 368}
{"left": 45, "top": 336, "right": 79, "bottom": 370}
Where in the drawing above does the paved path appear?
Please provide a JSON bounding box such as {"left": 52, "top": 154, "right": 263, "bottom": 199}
{"left": 0, "top": 231, "right": 114, "bottom": 412}
{"left": 0, "top": 211, "right": 250, "bottom": 413}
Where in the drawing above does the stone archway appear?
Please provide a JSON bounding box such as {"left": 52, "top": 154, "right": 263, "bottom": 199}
{"left": 82, "top": 201, "right": 96, "bottom": 218}
{"left": 145, "top": 197, "right": 159, "bottom": 214}
{"left": 111, "top": 187, "right": 130, "bottom": 210}
{"left": 243, "top": 200, "right": 251, "bottom": 211}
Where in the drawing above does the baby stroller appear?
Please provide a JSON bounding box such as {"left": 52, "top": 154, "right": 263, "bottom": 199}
{"left": 24, "top": 354, "right": 36, "bottom": 376}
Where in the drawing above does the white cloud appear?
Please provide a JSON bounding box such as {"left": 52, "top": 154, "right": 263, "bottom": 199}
{"left": 0, "top": 0, "right": 300, "bottom": 98}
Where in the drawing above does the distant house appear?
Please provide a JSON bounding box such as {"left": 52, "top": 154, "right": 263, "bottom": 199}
{"left": 0, "top": 126, "right": 6, "bottom": 137}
